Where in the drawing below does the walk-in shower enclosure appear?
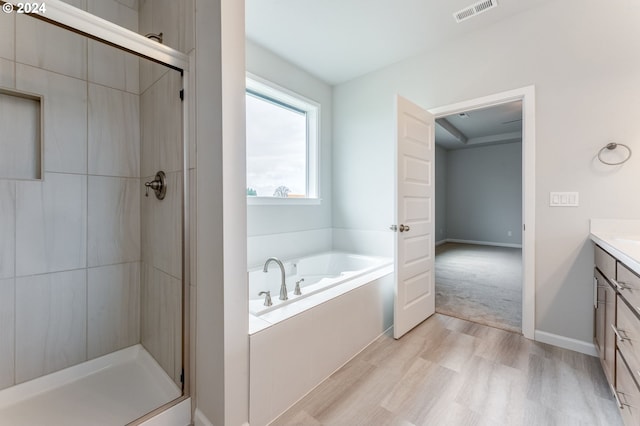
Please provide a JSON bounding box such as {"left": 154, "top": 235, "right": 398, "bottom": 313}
{"left": 0, "top": 1, "right": 190, "bottom": 424}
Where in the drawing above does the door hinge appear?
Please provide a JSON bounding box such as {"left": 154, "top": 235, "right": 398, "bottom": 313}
{"left": 179, "top": 89, "right": 184, "bottom": 101}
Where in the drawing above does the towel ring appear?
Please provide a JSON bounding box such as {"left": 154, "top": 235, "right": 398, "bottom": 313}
{"left": 597, "top": 142, "right": 632, "bottom": 165}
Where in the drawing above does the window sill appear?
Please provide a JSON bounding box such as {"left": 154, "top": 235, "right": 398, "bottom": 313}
{"left": 247, "top": 197, "right": 322, "bottom": 206}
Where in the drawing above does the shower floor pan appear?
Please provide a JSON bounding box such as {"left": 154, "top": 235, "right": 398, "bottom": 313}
{"left": 0, "top": 344, "right": 181, "bottom": 426}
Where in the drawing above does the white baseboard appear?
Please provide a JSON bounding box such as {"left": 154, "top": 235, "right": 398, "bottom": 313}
{"left": 193, "top": 409, "right": 213, "bottom": 426}
{"left": 444, "top": 238, "right": 522, "bottom": 249}
{"left": 534, "top": 330, "right": 597, "bottom": 357}
{"left": 192, "top": 409, "right": 249, "bottom": 426}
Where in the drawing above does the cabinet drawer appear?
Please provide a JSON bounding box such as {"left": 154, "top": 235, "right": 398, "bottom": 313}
{"left": 616, "top": 297, "right": 640, "bottom": 385}
{"left": 615, "top": 351, "right": 640, "bottom": 426}
{"left": 596, "top": 245, "right": 616, "bottom": 281}
{"left": 617, "top": 263, "right": 640, "bottom": 314}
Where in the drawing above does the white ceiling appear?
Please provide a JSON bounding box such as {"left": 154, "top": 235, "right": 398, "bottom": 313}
{"left": 435, "top": 100, "right": 522, "bottom": 150}
{"left": 245, "top": 0, "right": 552, "bottom": 85}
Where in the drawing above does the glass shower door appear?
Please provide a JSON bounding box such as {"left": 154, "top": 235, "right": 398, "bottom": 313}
{"left": 0, "top": 4, "right": 188, "bottom": 425}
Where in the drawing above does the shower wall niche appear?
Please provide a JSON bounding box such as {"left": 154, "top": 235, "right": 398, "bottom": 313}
{"left": 0, "top": 88, "right": 42, "bottom": 180}
{"left": 0, "top": 0, "right": 186, "bottom": 417}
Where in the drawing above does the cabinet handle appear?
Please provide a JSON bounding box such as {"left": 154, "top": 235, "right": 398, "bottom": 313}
{"left": 611, "top": 324, "right": 629, "bottom": 342}
{"left": 612, "top": 384, "right": 633, "bottom": 409}
{"left": 612, "top": 384, "right": 623, "bottom": 409}
{"left": 612, "top": 278, "right": 631, "bottom": 291}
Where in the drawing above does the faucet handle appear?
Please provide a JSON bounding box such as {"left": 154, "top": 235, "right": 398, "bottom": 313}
{"left": 294, "top": 279, "right": 304, "bottom": 296}
{"left": 144, "top": 171, "right": 167, "bottom": 200}
{"left": 258, "top": 291, "right": 272, "bottom": 306}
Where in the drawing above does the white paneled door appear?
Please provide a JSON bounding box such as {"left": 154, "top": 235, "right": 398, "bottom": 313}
{"left": 393, "top": 95, "right": 435, "bottom": 339}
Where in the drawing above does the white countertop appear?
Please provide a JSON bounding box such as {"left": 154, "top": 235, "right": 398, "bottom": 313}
{"left": 590, "top": 219, "right": 640, "bottom": 275}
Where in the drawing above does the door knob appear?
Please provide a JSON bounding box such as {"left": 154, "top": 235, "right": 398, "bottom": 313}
{"left": 399, "top": 224, "right": 410, "bottom": 232}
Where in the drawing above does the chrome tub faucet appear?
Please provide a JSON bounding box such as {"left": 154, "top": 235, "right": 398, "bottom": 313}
{"left": 263, "top": 257, "right": 288, "bottom": 300}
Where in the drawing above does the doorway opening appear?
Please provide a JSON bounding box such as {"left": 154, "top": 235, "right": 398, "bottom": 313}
{"left": 429, "top": 87, "right": 536, "bottom": 338}
{"left": 434, "top": 100, "right": 522, "bottom": 332}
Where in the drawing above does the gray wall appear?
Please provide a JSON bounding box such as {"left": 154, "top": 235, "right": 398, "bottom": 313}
{"left": 445, "top": 143, "right": 522, "bottom": 245}
{"left": 332, "top": 0, "right": 640, "bottom": 344}
{"left": 435, "top": 145, "right": 447, "bottom": 243}
{"left": 245, "top": 40, "right": 332, "bottom": 237}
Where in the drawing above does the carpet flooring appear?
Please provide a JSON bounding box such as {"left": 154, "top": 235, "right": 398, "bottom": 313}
{"left": 435, "top": 243, "right": 522, "bottom": 333}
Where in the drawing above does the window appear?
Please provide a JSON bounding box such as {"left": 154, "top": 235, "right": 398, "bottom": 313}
{"left": 245, "top": 75, "right": 319, "bottom": 203}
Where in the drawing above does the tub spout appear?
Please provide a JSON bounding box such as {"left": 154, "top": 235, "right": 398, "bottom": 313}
{"left": 263, "top": 257, "right": 288, "bottom": 301}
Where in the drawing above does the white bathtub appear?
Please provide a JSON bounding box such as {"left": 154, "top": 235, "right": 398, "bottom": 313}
{"left": 248, "top": 252, "right": 392, "bottom": 316}
{"left": 248, "top": 251, "right": 395, "bottom": 425}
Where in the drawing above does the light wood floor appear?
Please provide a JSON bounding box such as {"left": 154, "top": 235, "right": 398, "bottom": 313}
{"left": 272, "top": 314, "right": 622, "bottom": 426}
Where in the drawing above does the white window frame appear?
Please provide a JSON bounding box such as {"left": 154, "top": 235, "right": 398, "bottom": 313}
{"left": 246, "top": 73, "right": 321, "bottom": 205}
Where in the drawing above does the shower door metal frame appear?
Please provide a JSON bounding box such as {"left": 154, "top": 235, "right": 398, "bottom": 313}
{"left": 0, "top": 0, "right": 189, "bottom": 70}
{"left": 0, "top": 1, "right": 193, "bottom": 424}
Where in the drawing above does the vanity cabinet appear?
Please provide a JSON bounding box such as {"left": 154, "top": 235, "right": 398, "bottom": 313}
{"left": 595, "top": 246, "right": 617, "bottom": 384}
{"left": 594, "top": 269, "right": 606, "bottom": 357}
{"left": 617, "top": 262, "right": 640, "bottom": 313}
{"left": 594, "top": 244, "right": 640, "bottom": 425}
{"left": 615, "top": 351, "right": 640, "bottom": 425}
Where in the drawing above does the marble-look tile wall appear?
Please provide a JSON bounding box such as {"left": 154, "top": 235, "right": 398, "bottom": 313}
{"left": 0, "top": 1, "right": 148, "bottom": 391}
{"left": 136, "top": 0, "right": 194, "bottom": 388}
{"left": 15, "top": 270, "right": 87, "bottom": 383}
{"left": 0, "top": 278, "right": 14, "bottom": 390}
{"left": 140, "top": 69, "right": 184, "bottom": 387}
{"left": 131, "top": 0, "right": 197, "bottom": 397}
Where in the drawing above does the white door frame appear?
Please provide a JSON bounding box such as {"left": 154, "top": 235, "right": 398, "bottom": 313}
{"left": 428, "top": 86, "right": 536, "bottom": 340}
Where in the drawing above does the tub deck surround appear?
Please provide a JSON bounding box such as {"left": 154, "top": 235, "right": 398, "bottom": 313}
{"left": 249, "top": 252, "right": 392, "bottom": 315}
{"left": 248, "top": 252, "right": 393, "bottom": 334}
{"left": 249, "top": 267, "right": 394, "bottom": 425}
{"left": 248, "top": 252, "right": 395, "bottom": 425}
{"left": 0, "top": 344, "right": 181, "bottom": 426}
{"left": 590, "top": 219, "right": 640, "bottom": 275}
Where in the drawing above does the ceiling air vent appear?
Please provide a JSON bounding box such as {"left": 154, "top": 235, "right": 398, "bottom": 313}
{"left": 454, "top": 0, "right": 498, "bottom": 23}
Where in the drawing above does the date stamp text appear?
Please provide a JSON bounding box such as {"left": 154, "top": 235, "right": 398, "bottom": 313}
{"left": 2, "top": 3, "right": 47, "bottom": 14}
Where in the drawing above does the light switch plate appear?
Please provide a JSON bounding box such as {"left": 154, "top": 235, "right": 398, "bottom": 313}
{"left": 550, "top": 191, "right": 579, "bottom": 207}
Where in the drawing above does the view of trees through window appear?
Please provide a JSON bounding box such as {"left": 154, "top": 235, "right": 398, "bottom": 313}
{"left": 245, "top": 92, "right": 307, "bottom": 198}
